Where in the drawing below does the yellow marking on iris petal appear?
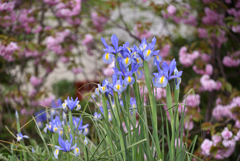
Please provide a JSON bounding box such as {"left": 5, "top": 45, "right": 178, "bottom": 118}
{"left": 102, "top": 87, "right": 105, "bottom": 91}
{"left": 106, "top": 53, "right": 109, "bottom": 60}
{"left": 49, "top": 125, "right": 51, "bottom": 129}
{"left": 60, "top": 131, "right": 63, "bottom": 135}
{"left": 143, "top": 45, "right": 147, "bottom": 50}
{"left": 147, "top": 50, "right": 151, "bottom": 56}
{"left": 133, "top": 52, "right": 136, "bottom": 56}
{"left": 160, "top": 76, "right": 164, "bottom": 84}
{"left": 55, "top": 149, "right": 59, "bottom": 154}
{"left": 136, "top": 58, "right": 139, "bottom": 63}
{"left": 54, "top": 127, "right": 58, "bottom": 132}
{"left": 85, "top": 128, "right": 88, "bottom": 133}
{"left": 108, "top": 114, "right": 111, "bottom": 119}
{"left": 116, "top": 85, "right": 120, "bottom": 90}
{"left": 125, "top": 57, "right": 129, "bottom": 64}
{"left": 127, "top": 47, "right": 131, "bottom": 52}
{"left": 138, "top": 71, "right": 140, "bottom": 75}
{"left": 156, "top": 56, "right": 159, "bottom": 60}
{"left": 128, "top": 77, "right": 131, "bottom": 83}
{"left": 17, "top": 136, "right": 21, "bottom": 140}
{"left": 97, "top": 88, "right": 99, "bottom": 91}
{"left": 75, "top": 148, "right": 79, "bottom": 153}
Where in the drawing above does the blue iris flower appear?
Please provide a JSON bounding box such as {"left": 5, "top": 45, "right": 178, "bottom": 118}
{"left": 44, "top": 116, "right": 62, "bottom": 133}
{"left": 95, "top": 84, "right": 101, "bottom": 96}
{"left": 99, "top": 79, "right": 112, "bottom": 95}
{"left": 72, "top": 117, "right": 89, "bottom": 135}
{"left": 153, "top": 59, "right": 182, "bottom": 88}
{"left": 66, "top": 97, "right": 79, "bottom": 111}
{"left": 130, "top": 97, "right": 138, "bottom": 114}
{"left": 174, "top": 67, "right": 181, "bottom": 89}
{"left": 93, "top": 112, "right": 102, "bottom": 120}
{"left": 113, "top": 79, "right": 124, "bottom": 94}
{"left": 136, "top": 70, "right": 143, "bottom": 80}
{"left": 153, "top": 55, "right": 162, "bottom": 66}
{"left": 54, "top": 135, "right": 80, "bottom": 159}
{"left": 119, "top": 42, "right": 131, "bottom": 58}
{"left": 35, "top": 110, "right": 47, "bottom": 128}
{"left": 16, "top": 133, "right": 29, "bottom": 142}
{"left": 139, "top": 38, "right": 148, "bottom": 51}
{"left": 105, "top": 72, "right": 124, "bottom": 94}
{"left": 118, "top": 62, "right": 138, "bottom": 86}
{"left": 103, "top": 52, "right": 115, "bottom": 64}
{"left": 101, "top": 35, "right": 121, "bottom": 54}
{"left": 137, "top": 37, "right": 160, "bottom": 61}
{"left": 50, "top": 99, "right": 62, "bottom": 118}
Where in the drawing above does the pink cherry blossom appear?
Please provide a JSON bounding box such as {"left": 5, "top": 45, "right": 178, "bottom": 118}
{"left": 212, "top": 104, "right": 232, "bottom": 120}
{"left": 44, "top": 0, "right": 60, "bottom": 5}
{"left": 223, "top": 146, "right": 235, "bottom": 158}
{"left": 221, "top": 127, "right": 233, "bottom": 140}
{"left": 222, "top": 139, "right": 236, "bottom": 148}
{"left": 179, "top": 47, "right": 199, "bottom": 67}
{"left": 55, "top": 0, "right": 81, "bottom": 18}
{"left": 215, "top": 149, "right": 225, "bottom": 159}
{"left": 232, "top": 25, "right": 240, "bottom": 33}
{"left": 205, "top": 64, "right": 213, "bottom": 75}
{"left": 0, "top": 1, "right": 16, "bottom": 12}
{"left": 234, "top": 130, "right": 240, "bottom": 141}
{"left": 102, "top": 61, "right": 115, "bottom": 76}
{"left": 30, "top": 76, "right": 43, "bottom": 87}
{"left": 200, "top": 53, "right": 211, "bottom": 62}
{"left": 232, "top": 96, "right": 240, "bottom": 107}
{"left": 45, "top": 29, "right": 72, "bottom": 55}
{"left": 134, "top": 24, "right": 151, "bottom": 39}
{"left": 82, "top": 34, "right": 94, "bottom": 46}
{"left": 198, "top": 28, "right": 208, "bottom": 38}
{"left": 21, "top": 108, "right": 34, "bottom": 116}
{"left": 184, "top": 121, "right": 194, "bottom": 130}
{"left": 182, "top": 15, "right": 197, "bottom": 26}
{"left": 39, "top": 95, "right": 55, "bottom": 107}
{"left": 212, "top": 135, "right": 222, "bottom": 146}
{"left": 28, "top": 89, "right": 37, "bottom": 97}
{"left": 91, "top": 12, "right": 108, "bottom": 32}
{"left": 200, "top": 75, "right": 217, "bottom": 91}
{"left": 215, "top": 98, "right": 222, "bottom": 105}
{"left": 184, "top": 94, "right": 200, "bottom": 107}
{"left": 167, "top": 5, "right": 177, "bottom": 15}
{"left": 0, "top": 41, "right": 19, "bottom": 61}
{"left": 193, "top": 64, "right": 213, "bottom": 75}
{"left": 201, "top": 139, "right": 213, "bottom": 156}
{"left": 72, "top": 67, "right": 83, "bottom": 74}
{"left": 223, "top": 56, "right": 240, "bottom": 67}
{"left": 202, "top": 8, "right": 224, "bottom": 25}
{"left": 60, "top": 56, "right": 70, "bottom": 63}
{"left": 159, "top": 44, "right": 170, "bottom": 58}
{"left": 154, "top": 87, "right": 166, "bottom": 100}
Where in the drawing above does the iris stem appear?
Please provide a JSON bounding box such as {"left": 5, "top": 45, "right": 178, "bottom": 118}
{"left": 143, "top": 61, "right": 161, "bottom": 160}
{"left": 16, "top": 112, "right": 27, "bottom": 161}
{"left": 166, "top": 83, "right": 175, "bottom": 160}
{"left": 68, "top": 110, "right": 75, "bottom": 144}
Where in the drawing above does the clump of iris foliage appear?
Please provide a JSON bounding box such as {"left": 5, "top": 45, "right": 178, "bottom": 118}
{"left": 1, "top": 35, "right": 202, "bottom": 161}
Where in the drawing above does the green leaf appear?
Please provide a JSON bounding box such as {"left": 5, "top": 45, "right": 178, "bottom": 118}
{"left": 201, "top": 122, "right": 212, "bottom": 130}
